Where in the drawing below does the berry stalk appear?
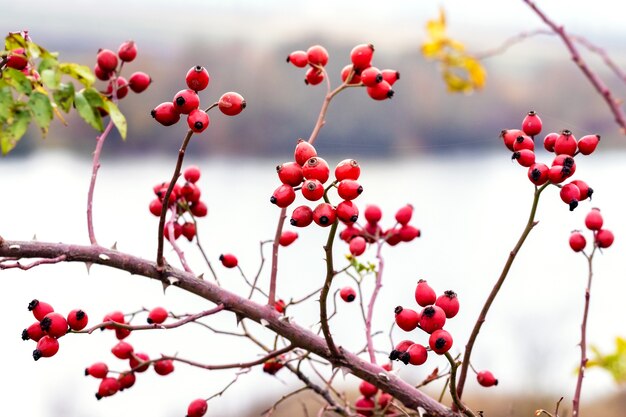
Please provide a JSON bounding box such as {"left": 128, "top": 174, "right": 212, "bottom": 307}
{"left": 307, "top": 75, "right": 352, "bottom": 145}
{"left": 319, "top": 218, "right": 342, "bottom": 358}
{"left": 268, "top": 207, "right": 287, "bottom": 306}
{"left": 364, "top": 240, "right": 385, "bottom": 364}
{"left": 456, "top": 183, "right": 549, "bottom": 399}
{"left": 445, "top": 352, "right": 477, "bottom": 417}
{"left": 572, "top": 246, "right": 597, "bottom": 417}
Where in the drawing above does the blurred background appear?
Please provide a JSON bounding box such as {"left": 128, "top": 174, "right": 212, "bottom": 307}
{"left": 1, "top": 1, "right": 626, "bottom": 416}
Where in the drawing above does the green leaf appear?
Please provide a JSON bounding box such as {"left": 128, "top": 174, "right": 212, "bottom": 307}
{"left": 52, "top": 82, "right": 75, "bottom": 113}
{"left": 1, "top": 109, "right": 31, "bottom": 155}
{"left": 74, "top": 88, "right": 103, "bottom": 131}
{"left": 28, "top": 91, "right": 53, "bottom": 135}
{"left": 5, "top": 33, "right": 26, "bottom": 51}
{"left": 102, "top": 98, "right": 127, "bottom": 140}
{"left": 2, "top": 68, "right": 32, "bottom": 95}
{"left": 38, "top": 57, "right": 60, "bottom": 89}
{"left": 59, "top": 62, "right": 95, "bottom": 87}
{"left": 0, "top": 88, "right": 13, "bottom": 122}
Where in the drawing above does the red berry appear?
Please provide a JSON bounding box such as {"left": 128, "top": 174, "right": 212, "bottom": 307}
{"left": 364, "top": 205, "right": 382, "bottom": 224}
{"left": 336, "top": 200, "right": 359, "bottom": 224}
{"left": 512, "top": 134, "right": 534, "bottom": 152}
{"left": 154, "top": 359, "right": 175, "bottom": 376}
{"left": 304, "top": 67, "right": 324, "bottom": 85}
{"left": 394, "top": 306, "right": 419, "bottom": 332}
{"left": 302, "top": 179, "right": 325, "bottom": 201}
{"left": 414, "top": 279, "right": 436, "bottom": 307}
{"left": 274, "top": 299, "right": 287, "bottom": 314}
{"left": 381, "top": 69, "right": 400, "bottom": 86}
{"left": 349, "top": 236, "right": 367, "bottom": 256}
{"left": 340, "top": 286, "right": 356, "bottom": 302}
{"left": 360, "top": 67, "right": 383, "bottom": 87}
{"left": 219, "top": 253, "right": 238, "bottom": 268}
{"left": 359, "top": 380, "right": 378, "bottom": 397}
{"left": 294, "top": 140, "right": 317, "bottom": 166}
{"left": 67, "top": 309, "right": 89, "bottom": 331}
{"left": 33, "top": 335, "right": 59, "bottom": 360}
{"left": 164, "top": 221, "right": 182, "bottom": 241}
{"left": 129, "top": 352, "right": 150, "bottom": 372}
{"left": 578, "top": 134, "right": 600, "bottom": 155}
{"left": 28, "top": 299, "right": 54, "bottom": 321}
{"left": 477, "top": 370, "right": 498, "bottom": 387}
{"left": 543, "top": 132, "right": 558, "bottom": 152}
{"left": 187, "top": 399, "right": 208, "bottom": 417}
{"left": 560, "top": 183, "right": 581, "bottom": 211}
{"left": 390, "top": 339, "right": 414, "bottom": 364}
{"left": 117, "top": 41, "right": 137, "bottom": 62}
{"left": 149, "top": 199, "right": 163, "bottom": 217}
{"left": 94, "top": 64, "right": 112, "bottom": 81}
{"left": 339, "top": 225, "right": 361, "bottom": 242}
{"left": 40, "top": 312, "right": 69, "bottom": 338}
{"left": 106, "top": 76, "right": 129, "bottom": 99}
{"left": 313, "top": 203, "right": 336, "bottom": 227}
{"left": 398, "top": 225, "right": 421, "bottom": 242}
{"left": 85, "top": 362, "right": 109, "bottom": 378}
{"left": 151, "top": 102, "right": 181, "bottom": 126}
{"left": 186, "top": 66, "right": 210, "bottom": 91}
{"left": 278, "top": 231, "right": 298, "bottom": 247}
{"left": 350, "top": 44, "right": 374, "bottom": 70}
{"left": 429, "top": 329, "right": 453, "bottom": 354}
{"left": 96, "top": 377, "right": 120, "bottom": 399}
{"left": 341, "top": 65, "right": 361, "bottom": 85}
{"left": 22, "top": 322, "right": 45, "bottom": 341}
{"left": 270, "top": 184, "right": 296, "bottom": 208}
{"left": 527, "top": 163, "right": 549, "bottom": 186}
{"left": 102, "top": 311, "right": 125, "bottom": 329}
{"left": 570, "top": 180, "right": 593, "bottom": 200}
{"left": 418, "top": 305, "right": 446, "bottom": 334}
{"left": 111, "top": 341, "right": 134, "bottom": 359}
{"left": 128, "top": 71, "right": 151, "bottom": 93}
{"left": 435, "top": 290, "right": 460, "bottom": 318}
{"left": 585, "top": 208, "right": 603, "bottom": 231}
{"left": 147, "top": 306, "right": 168, "bottom": 324}
{"left": 97, "top": 49, "right": 118, "bottom": 72}
{"left": 173, "top": 89, "right": 200, "bottom": 114}
{"left": 334, "top": 159, "right": 361, "bottom": 181}
{"left": 354, "top": 396, "right": 375, "bottom": 417}
{"left": 179, "top": 222, "right": 195, "bottom": 241}
{"left": 522, "top": 110, "right": 542, "bottom": 136}
{"left": 290, "top": 205, "right": 314, "bottom": 227}
{"left": 548, "top": 165, "right": 568, "bottom": 184}
{"left": 118, "top": 372, "right": 136, "bottom": 390}
{"left": 395, "top": 204, "right": 413, "bottom": 225}
{"left": 378, "top": 393, "right": 393, "bottom": 408}
{"left": 500, "top": 129, "right": 523, "bottom": 151}
{"left": 190, "top": 201, "right": 208, "bottom": 217}
{"left": 287, "top": 50, "right": 308, "bottom": 68}
{"left": 263, "top": 359, "right": 284, "bottom": 375}
{"left": 596, "top": 229, "right": 614, "bottom": 248}
{"left": 181, "top": 183, "right": 201, "bottom": 203}
{"left": 511, "top": 149, "right": 535, "bottom": 167}
{"left": 184, "top": 166, "right": 201, "bottom": 183}
{"left": 407, "top": 343, "right": 428, "bottom": 365}
{"left": 366, "top": 81, "right": 394, "bottom": 100}
{"left": 552, "top": 154, "right": 576, "bottom": 177}
{"left": 115, "top": 327, "right": 131, "bottom": 340}
{"left": 218, "top": 92, "right": 246, "bottom": 116}
{"left": 554, "top": 130, "right": 577, "bottom": 156}
{"left": 187, "top": 109, "right": 210, "bottom": 133}
{"left": 302, "top": 157, "right": 330, "bottom": 183}
{"left": 569, "top": 231, "right": 586, "bottom": 252}
{"left": 307, "top": 45, "right": 329, "bottom": 66}
{"left": 337, "top": 180, "right": 363, "bottom": 201}
{"left": 277, "top": 162, "right": 304, "bottom": 186}
{"left": 6, "top": 48, "right": 28, "bottom": 70}
{"left": 385, "top": 228, "right": 402, "bottom": 246}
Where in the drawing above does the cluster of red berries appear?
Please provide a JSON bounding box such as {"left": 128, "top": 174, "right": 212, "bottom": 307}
{"left": 4, "top": 47, "right": 41, "bottom": 81}
{"left": 353, "top": 365, "right": 395, "bottom": 416}
{"left": 151, "top": 65, "right": 245, "bottom": 132}
{"left": 95, "top": 41, "right": 152, "bottom": 103}
{"left": 391, "top": 280, "right": 458, "bottom": 365}
{"left": 149, "top": 165, "right": 207, "bottom": 242}
{"left": 271, "top": 139, "right": 361, "bottom": 229}
{"left": 287, "top": 44, "right": 399, "bottom": 100}
{"left": 501, "top": 111, "right": 599, "bottom": 210}
{"left": 569, "top": 208, "right": 615, "bottom": 252}
{"left": 340, "top": 203, "right": 420, "bottom": 257}
{"left": 85, "top": 307, "right": 174, "bottom": 400}
{"left": 22, "top": 299, "right": 88, "bottom": 361}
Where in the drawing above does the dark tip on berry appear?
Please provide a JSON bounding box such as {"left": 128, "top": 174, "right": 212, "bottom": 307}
{"left": 395, "top": 71, "right": 400, "bottom": 80}
{"left": 270, "top": 196, "right": 277, "bottom": 204}
{"left": 561, "top": 166, "right": 571, "bottom": 176}
{"left": 375, "top": 74, "right": 383, "bottom": 83}
{"left": 399, "top": 352, "right": 410, "bottom": 365}
{"left": 528, "top": 110, "right": 536, "bottom": 116}
{"left": 347, "top": 294, "right": 356, "bottom": 302}
{"left": 195, "top": 65, "right": 202, "bottom": 72}
{"left": 357, "top": 186, "right": 363, "bottom": 195}
{"left": 423, "top": 306, "right": 435, "bottom": 317}
{"left": 394, "top": 306, "right": 403, "bottom": 315}
{"left": 304, "top": 80, "right": 309, "bottom": 85}
{"left": 511, "top": 152, "right": 520, "bottom": 160}
{"left": 389, "top": 350, "right": 399, "bottom": 361}
{"left": 494, "top": 379, "right": 499, "bottom": 386}
{"left": 596, "top": 134, "right": 601, "bottom": 141}
{"left": 516, "top": 136, "right": 524, "bottom": 143}
{"left": 444, "top": 290, "right": 457, "bottom": 298}
{"left": 40, "top": 317, "right": 51, "bottom": 332}
{"left": 146, "top": 318, "right": 154, "bottom": 324}
{"left": 350, "top": 215, "right": 358, "bottom": 222}
{"left": 194, "top": 121, "right": 203, "bottom": 130}
{"left": 435, "top": 338, "right": 446, "bottom": 349}
{"left": 561, "top": 129, "right": 572, "bottom": 136}
{"left": 531, "top": 169, "right": 541, "bottom": 181}
{"left": 219, "top": 254, "right": 225, "bottom": 261}
{"left": 587, "top": 187, "right": 594, "bottom": 200}
{"left": 286, "top": 56, "right": 291, "bottom": 63}
{"left": 85, "top": 368, "right": 90, "bottom": 376}
{"left": 175, "top": 96, "right": 185, "bottom": 106}
{"left": 241, "top": 100, "right": 247, "bottom": 110}
{"left": 276, "top": 165, "right": 281, "bottom": 172}
{"left": 569, "top": 200, "right": 579, "bottom": 211}
{"left": 76, "top": 310, "right": 86, "bottom": 320}
{"left": 21, "top": 329, "right": 30, "bottom": 340}
{"left": 368, "top": 44, "right": 375, "bottom": 51}
{"left": 320, "top": 216, "right": 329, "bottom": 224}
{"left": 290, "top": 218, "right": 297, "bottom": 226}
{"left": 95, "top": 394, "right": 102, "bottom": 400}
{"left": 150, "top": 109, "right": 156, "bottom": 118}
{"left": 564, "top": 157, "right": 574, "bottom": 167}
{"left": 33, "top": 349, "right": 42, "bottom": 361}
{"left": 28, "top": 299, "right": 39, "bottom": 311}
{"left": 387, "top": 90, "right": 395, "bottom": 99}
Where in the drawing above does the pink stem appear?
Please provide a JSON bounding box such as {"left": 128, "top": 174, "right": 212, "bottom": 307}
{"left": 365, "top": 240, "right": 385, "bottom": 364}
{"left": 87, "top": 119, "right": 115, "bottom": 245}
{"left": 522, "top": 0, "right": 626, "bottom": 134}
{"left": 268, "top": 207, "right": 286, "bottom": 306}
{"left": 0, "top": 254, "right": 66, "bottom": 270}
{"left": 166, "top": 209, "right": 193, "bottom": 274}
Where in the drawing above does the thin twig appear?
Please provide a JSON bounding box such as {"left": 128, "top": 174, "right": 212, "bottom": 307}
{"left": 268, "top": 208, "right": 287, "bottom": 306}
{"left": 444, "top": 352, "right": 476, "bottom": 417}
{"left": 193, "top": 215, "right": 220, "bottom": 285}
{"left": 365, "top": 240, "right": 385, "bottom": 364}
{"left": 167, "top": 208, "right": 193, "bottom": 274}
{"left": 0, "top": 255, "right": 66, "bottom": 270}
